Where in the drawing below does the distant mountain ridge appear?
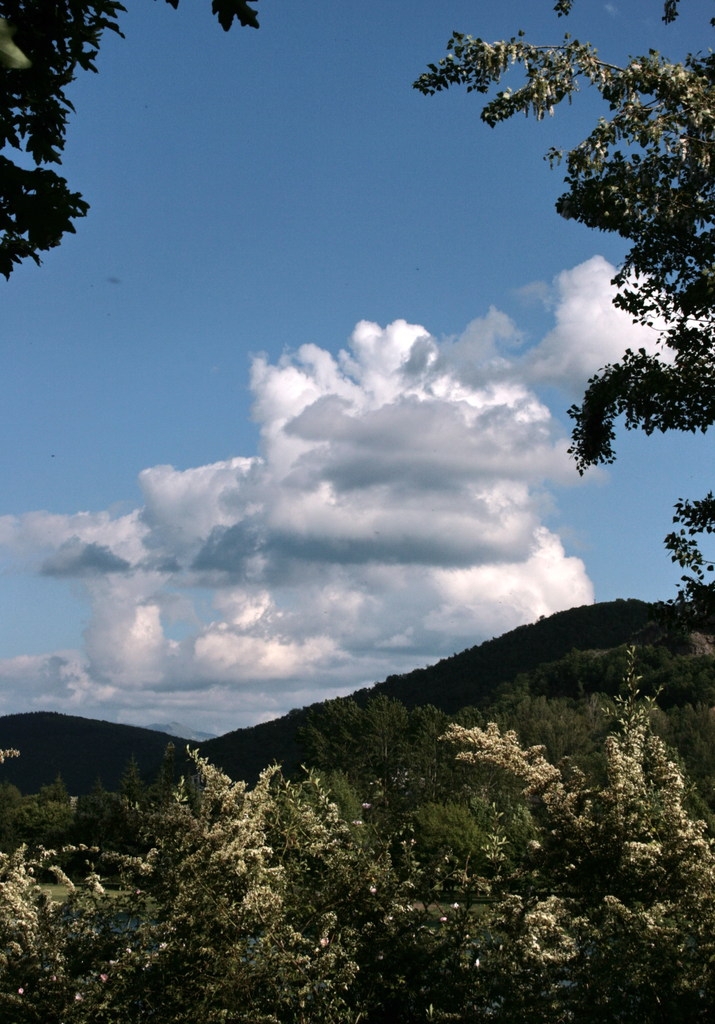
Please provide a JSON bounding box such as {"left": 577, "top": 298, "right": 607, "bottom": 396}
{"left": 0, "top": 599, "right": 653, "bottom": 794}
{"left": 147, "top": 721, "right": 216, "bottom": 742}
{"left": 0, "top": 713, "right": 185, "bottom": 795}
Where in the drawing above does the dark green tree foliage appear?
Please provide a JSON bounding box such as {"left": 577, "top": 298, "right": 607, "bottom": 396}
{"left": 71, "top": 778, "right": 120, "bottom": 847}
{"left": 415, "top": 1, "right": 715, "bottom": 623}
{"left": 148, "top": 741, "right": 176, "bottom": 807}
{"left": 405, "top": 703, "right": 452, "bottom": 804}
{"left": 118, "top": 752, "right": 145, "bottom": 806}
{"left": 662, "top": 493, "right": 715, "bottom": 625}
{"left": 301, "top": 697, "right": 460, "bottom": 818}
{"left": 360, "top": 695, "right": 409, "bottom": 807}
{"left": 412, "top": 799, "right": 483, "bottom": 865}
{"left": 494, "top": 692, "right": 608, "bottom": 766}
{"left": 302, "top": 696, "right": 536, "bottom": 887}
{"left": 411, "top": 796, "right": 532, "bottom": 880}
{"left": 0, "top": 0, "right": 125, "bottom": 277}
{"left": 0, "top": 0, "right": 259, "bottom": 277}
{"left": 507, "top": 643, "right": 715, "bottom": 709}
{"left": 0, "top": 774, "right": 80, "bottom": 881}
{"left": 652, "top": 701, "right": 715, "bottom": 814}
{"left": 18, "top": 776, "right": 73, "bottom": 848}
{"left": 0, "top": 780, "right": 22, "bottom": 852}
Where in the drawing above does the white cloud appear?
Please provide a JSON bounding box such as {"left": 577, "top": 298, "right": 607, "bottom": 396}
{"left": 0, "top": 257, "right": 650, "bottom": 733}
{"left": 425, "top": 528, "right": 592, "bottom": 638}
{"left": 522, "top": 256, "right": 664, "bottom": 394}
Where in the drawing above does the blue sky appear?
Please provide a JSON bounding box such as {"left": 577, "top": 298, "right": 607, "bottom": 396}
{"left": 0, "top": 0, "right": 711, "bottom": 734}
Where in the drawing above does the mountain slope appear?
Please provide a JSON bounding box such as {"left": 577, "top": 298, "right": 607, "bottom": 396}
{"left": 0, "top": 712, "right": 184, "bottom": 795}
{"left": 0, "top": 599, "right": 653, "bottom": 793}
{"left": 200, "top": 598, "right": 651, "bottom": 781}
{"left": 367, "top": 598, "right": 652, "bottom": 713}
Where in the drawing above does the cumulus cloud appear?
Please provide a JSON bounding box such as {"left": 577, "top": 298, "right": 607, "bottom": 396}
{"left": 41, "top": 539, "right": 132, "bottom": 578}
{"left": 0, "top": 257, "right": 651, "bottom": 733}
{"left": 523, "top": 256, "right": 664, "bottom": 394}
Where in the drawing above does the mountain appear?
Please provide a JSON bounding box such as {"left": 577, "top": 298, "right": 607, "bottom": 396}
{"left": 0, "top": 599, "right": 653, "bottom": 794}
{"left": 200, "top": 598, "right": 652, "bottom": 781}
{"left": 368, "top": 597, "right": 652, "bottom": 712}
{"left": 147, "top": 721, "right": 216, "bottom": 742}
{"left": 0, "top": 712, "right": 186, "bottom": 795}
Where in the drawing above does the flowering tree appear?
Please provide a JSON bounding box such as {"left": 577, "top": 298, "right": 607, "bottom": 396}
{"left": 442, "top": 651, "right": 715, "bottom": 1021}
{"left": 98, "top": 760, "right": 418, "bottom": 1024}
{"left": 4, "top": 669, "right": 715, "bottom": 1022}
{"left": 1, "top": 754, "right": 431, "bottom": 1024}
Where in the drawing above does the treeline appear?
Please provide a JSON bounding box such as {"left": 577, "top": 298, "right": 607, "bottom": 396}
{"left": 5, "top": 643, "right": 715, "bottom": 881}
{"left": 0, "top": 744, "right": 183, "bottom": 869}
{"left": 299, "top": 646, "right": 715, "bottom": 873}
{"left": 0, "top": 712, "right": 187, "bottom": 795}
{"left": 0, "top": 600, "right": 654, "bottom": 795}
{"left": 368, "top": 597, "right": 651, "bottom": 713}
{"left": 3, "top": 649, "right": 715, "bottom": 1021}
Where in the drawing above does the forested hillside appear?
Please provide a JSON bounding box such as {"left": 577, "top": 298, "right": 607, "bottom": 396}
{"left": 0, "top": 713, "right": 186, "bottom": 794}
{"left": 3, "top": 646, "right": 715, "bottom": 1023}
{"left": 368, "top": 598, "right": 651, "bottom": 711}
{"left": 0, "top": 598, "right": 702, "bottom": 793}
{"left": 199, "top": 598, "right": 652, "bottom": 781}
{"left": 4, "top": 598, "right": 715, "bottom": 853}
